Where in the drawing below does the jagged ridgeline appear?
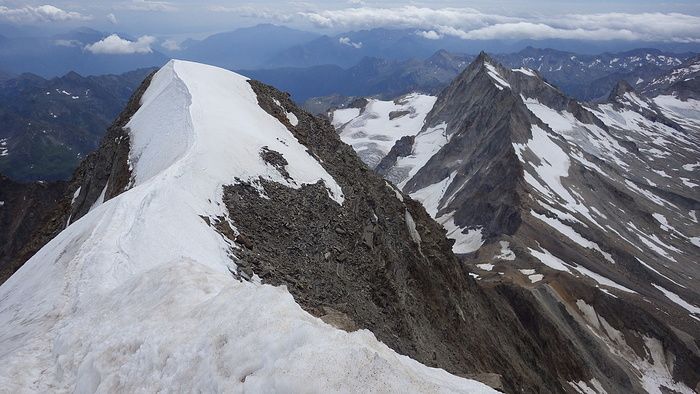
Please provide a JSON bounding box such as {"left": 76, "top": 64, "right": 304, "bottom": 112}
{"left": 333, "top": 52, "right": 700, "bottom": 393}
{"left": 0, "top": 60, "right": 584, "bottom": 393}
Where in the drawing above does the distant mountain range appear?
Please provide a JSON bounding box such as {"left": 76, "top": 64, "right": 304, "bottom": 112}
{"left": 243, "top": 47, "right": 694, "bottom": 104}
{"left": 638, "top": 55, "right": 700, "bottom": 99}
{"left": 241, "top": 52, "right": 471, "bottom": 103}
{"left": 3, "top": 23, "right": 700, "bottom": 79}
{"left": 174, "top": 24, "right": 319, "bottom": 69}
{"left": 0, "top": 68, "right": 154, "bottom": 181}
{"left": 0, "top": 22, "right": 696, "bottom": 184}
{"left": 256, "top": 26, "right": 700, "bottom": 69}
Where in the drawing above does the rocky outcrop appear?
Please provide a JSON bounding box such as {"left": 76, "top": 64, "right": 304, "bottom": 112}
{"left": 375, "top": 135, "right": 414, "bottom": 175}
{"left": 0, "top": 175, "right": 66, "bottom": 282}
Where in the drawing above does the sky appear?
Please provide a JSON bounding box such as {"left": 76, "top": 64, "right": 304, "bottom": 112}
{"left": 1, "top": 1, "right": 700, "bottom": 52}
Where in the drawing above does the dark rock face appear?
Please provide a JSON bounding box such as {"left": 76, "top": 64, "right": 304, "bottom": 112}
{"left": 259, "top": 147, "right": 291, "bottom": 180}
{"left": 0, "top": 175, "right": 66, "bottom": 281}
{"left": 0, "top": 72, "right": 154, "bottom": 284}
{"left": 215, "top": 79, "right": 605, "bottom": 394}
{"left": 410, "top": 54, "right": 531, "bottom": 238}
{"left": 375, "top": 135, "right": 414, "bottom": 176}
{"left": 608, "top": 79, "right": 636, "bottom": 100}
{"left": 388, "top": 109, "right": 411, "bottom": 120}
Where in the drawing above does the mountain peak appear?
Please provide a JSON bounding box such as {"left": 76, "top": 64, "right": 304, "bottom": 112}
{"left": 474, "top": 50, "right": 493, "bottom": 64}
{"left": 608, "top": 79, "right": 636, "bottom": 101}
{"left": 0, "top": 58, "right": 508, "bottom": 393}
{"left": 427, "top": 49, "right": 453, "bottom": 62}
{"left": 334, "top": 39, "right": 700, "bottom": 394}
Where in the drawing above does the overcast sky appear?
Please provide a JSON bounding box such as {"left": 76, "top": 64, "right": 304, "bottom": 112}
{"left": 2, "top": 1, "right": 700, "bottom": 47}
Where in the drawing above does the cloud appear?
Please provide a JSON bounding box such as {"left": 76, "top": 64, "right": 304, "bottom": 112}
{"left": 297, "top": 6, "right": 700, "bottom": 43}
{"left": 85, "top": 34, "right": 156, "bottom": 55}
{"left": 0, "top": 4, "right": 91, "bottom": 23}
{"left": 206, "top": 5, "right": 292, "bottom": 22}
{"left": 432, "top": 23, "right": 641, "bottom": 41}
{"left": 107, "top": 13, "right": 118, "bottom": 24}
{"left": 161, "top": 39, "right": 181, "bottom": 51}
{"left": 117, "top": 0, "right": 178, "bottom": 12}
{"left": 418, "top": 30, "right": 441, "bottom": 40}
{"left": 298, "top": 6, "right": 513, "bottom": 30}
{"left": 338, "top": 36, "right": 362, "bottom": 48}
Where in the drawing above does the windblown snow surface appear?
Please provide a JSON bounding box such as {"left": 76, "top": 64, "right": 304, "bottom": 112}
{"left": 0, "top": 60, "right": 494, "bottom": 393}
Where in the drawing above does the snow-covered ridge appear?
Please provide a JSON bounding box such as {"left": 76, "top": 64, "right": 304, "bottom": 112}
{"left": 0, "top": 60, "right": 494, "bottom": 393}
{"left": 129, "top": 60, "right": 344, "bottom": 202}
{"left": 642, "top": 59, "right": 700, "bottom": 92}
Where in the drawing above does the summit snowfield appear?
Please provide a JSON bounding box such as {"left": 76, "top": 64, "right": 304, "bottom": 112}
{"left": 0, "top": 60, "right": 495, "bottom": 393}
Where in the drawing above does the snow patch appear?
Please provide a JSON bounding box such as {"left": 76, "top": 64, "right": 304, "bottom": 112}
{"left": 652, "top": 284, "right": 700, "bottom": 319}
{"left": 531, "top": 211, "right": 615, "bottom": 264}
{"left": 572, "top": 265, "right": 635, "bottom": 293}
{"left": 528, "top": 274, "right": 544, "bottom": 283}
{"left": 439, "top": 213, "right": 483, "bottom": 254}
{"left": 528, "top": 247, "right": 571, "bottom": 272}
{"left": 396, "top": 122, "right": 450, "bottom": 188}
{"left": 495, "top": 241, "right": 515, "bottom": 261}
{"left": 404, "top": 210, "right": 421, "bottom": 245}
{"left": 513, "top": 67, "right": 536, "bottom": 77}
{"left": 71, "top": 186, "right": 81, "bottom": 205}
{"left": 484, "top": 62, "right": 511, "bottom": 90}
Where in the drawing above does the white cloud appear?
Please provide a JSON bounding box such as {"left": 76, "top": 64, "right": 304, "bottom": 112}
{"left": 0, "top": 4, "right": 91, "bottom": 23}
{"left": 85, "top": 34, "right": 156, "bottom": 55}
{"left": 432, "top": 23, "right": 641, "bottom": 41}
{"left": 107, "top": 13, "right": 118, "bottom": 24}
{"left": 418, "top": 30, "right": 441, "bottom": 40}
{"left": 298, "top": 6, "right": 513, "bottom": 30}
{"left": 161, "top": 39, "right": 181, "bottom": 51}
{"left": 117, "top": 0, "right": 178, "bottom": 12}
{"left": 297, "top": 6, "right": 700, "bottom": 43}
{"left": 206, "top": 5, "right": 292, "bottom": 22}
{"left": 338, "top": 36, "right": 363, "bottom": 48}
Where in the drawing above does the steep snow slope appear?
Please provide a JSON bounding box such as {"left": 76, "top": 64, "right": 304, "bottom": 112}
{"left": 0, "top": 60, "right": 495, "bottom": 393}
{"left": 332, "top": 93, "right": 436, "bottom": 168}
{"left": 333, "top": 53, "right": 700, "bottom": 393}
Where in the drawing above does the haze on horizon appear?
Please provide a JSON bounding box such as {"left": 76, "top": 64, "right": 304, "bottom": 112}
{"left": 1, "top": 0, "right": 700, "bottom": 55}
